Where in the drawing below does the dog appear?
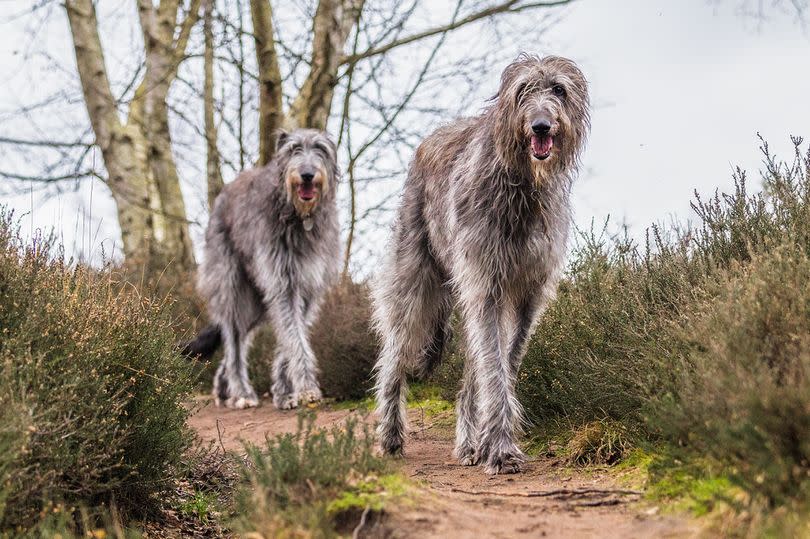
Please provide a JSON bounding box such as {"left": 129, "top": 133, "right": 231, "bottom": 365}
{"left": 183, "top": 128, "right": 341, "bottom": 410}
{"left": 372, "top": 54, "right": 590, "bottom": 473}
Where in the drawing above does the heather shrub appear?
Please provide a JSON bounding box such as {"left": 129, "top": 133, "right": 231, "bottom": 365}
{"left": 314, "top": 280, "right": 378, "bottom": 401}
{"left": 655, "top": 246, "right": 810, "bottom": 506}
{"left": 513, "top": 136, "right": 810, "bottom": 517}
{"left": 0, "top": 211, "right": 195, "bottom": 532}
{"left": 235, "top": 412, "right": 389, "bottom": 537}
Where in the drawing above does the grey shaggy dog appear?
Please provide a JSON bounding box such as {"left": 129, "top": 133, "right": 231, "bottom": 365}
{"left": 183, "top": 129, "right": 341, "bottom": 410}
{"left": 373, "top": 54, "right": 590, "bottom": 474}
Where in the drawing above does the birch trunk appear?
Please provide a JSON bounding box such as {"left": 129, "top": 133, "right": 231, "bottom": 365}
{"left": 204, "top": 0, "right": 224, "bottom": 208}
{"left": 66, "top": 0, "right": 198, "bottom": 272}
{"left": 66, "top": 0, "right": 155, "bottom": 263}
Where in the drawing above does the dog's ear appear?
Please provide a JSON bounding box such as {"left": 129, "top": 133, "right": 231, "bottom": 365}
{"left": 275, "top": 129, "right": 290, "bottom": 152}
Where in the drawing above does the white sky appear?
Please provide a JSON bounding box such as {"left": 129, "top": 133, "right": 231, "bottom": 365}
{"left": 1, "top": 0, "right": 809, "bottom": 270}
{"left": 553, "top": 0, "right": 810, "bottom": 236}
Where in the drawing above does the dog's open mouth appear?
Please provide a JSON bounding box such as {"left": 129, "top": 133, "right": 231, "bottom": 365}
{"left": 297, "top": 184, "right": 317, "bottom": 201}
{"left": 531, "top": 134, "right": 554, "bottom": 160}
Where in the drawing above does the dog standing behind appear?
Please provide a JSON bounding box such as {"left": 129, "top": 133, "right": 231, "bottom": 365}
{"left": 373, "top": 54, "right": 590, "bottom": 473}
{"left": 183, "top": 129, "right": 341, "bottom": 410}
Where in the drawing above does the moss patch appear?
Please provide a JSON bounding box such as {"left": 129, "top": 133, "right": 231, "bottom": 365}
{"left": 327, "top": 473, "right": 410, "bottom": 515}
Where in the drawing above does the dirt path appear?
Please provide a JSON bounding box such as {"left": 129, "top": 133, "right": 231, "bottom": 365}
{"left": 189, "top": 397, "right": 698, "bottom": 538}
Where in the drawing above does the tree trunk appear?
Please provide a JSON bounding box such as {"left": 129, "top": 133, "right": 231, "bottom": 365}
{"left": 287, "top": 0, "right": 365, "bottom": 131}
{"left": 67, "top": 0, "right": 199, "bottom": 272}
{"left": 250, "top": 0, "right": 284, "bottom": 165}
{"left": 204, "top": 0, "right": 224, "bottom": 208}
{"left": 136, "top": 0, "right": 199, "bottom": 271}
{"left": 66, "top": 0, "right": 155, "bottom": 264}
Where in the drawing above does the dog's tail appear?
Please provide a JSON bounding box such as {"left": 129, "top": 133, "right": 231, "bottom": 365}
{"left": 179, "top": 324, "right": 222, "bottom": 361}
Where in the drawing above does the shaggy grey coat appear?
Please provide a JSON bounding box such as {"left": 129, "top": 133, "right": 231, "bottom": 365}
{"left": 185, "top": 129, "right": 341, "bottom": 409}
{"left": 373, "top": 55, "right": 590, "bottom": 474}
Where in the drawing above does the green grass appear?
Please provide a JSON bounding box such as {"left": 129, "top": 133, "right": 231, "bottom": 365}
{"left": 326, "top": 474, "right": 410, "bottom": 515}
{"left": 178, "top": 491, "right": 219, "bottom": 524}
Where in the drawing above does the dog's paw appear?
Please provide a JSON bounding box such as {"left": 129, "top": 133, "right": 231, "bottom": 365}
{"left": 273, "top": 393, "right": 298, "bottom": 410}
{"left": 297, "top": 387, "right": 323, "bottom": 405}
{"left": 483, "top": 450, "right": 526, "bottom": 475}
{"left": 216, "top": 395, "right": 260, "bottom": 409}
{"left": 455, "top": 446, "right": 478, "bottom": 466}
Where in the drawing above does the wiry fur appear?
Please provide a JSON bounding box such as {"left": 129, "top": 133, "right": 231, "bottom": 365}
{"left": 372, "top": 55, "right": 590, "bottom": 473}
{"left": 189, "top": 128, "right": 341, "bottom": 409}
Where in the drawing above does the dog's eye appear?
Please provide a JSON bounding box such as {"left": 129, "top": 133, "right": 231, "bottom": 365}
{"left": 515, "top": 82, "right": 528, "bottom": 103}
{"left": 552, "top": 84, "right": 566, "bottom": 98}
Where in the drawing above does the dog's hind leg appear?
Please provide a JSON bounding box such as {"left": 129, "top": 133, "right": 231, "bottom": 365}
{"left": 454, "top": 356, "right": 479, "bottom": 465}
{"left": 507, "top": 295, "right": 540, "bottom": 378}
{"left": 373, "top": 257, "right": 449, "bottom": 455}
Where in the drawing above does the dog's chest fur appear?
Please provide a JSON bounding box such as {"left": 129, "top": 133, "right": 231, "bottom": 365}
{"left": 221, "top": 166, "right": 340, "bottom": 300}
{"left": 425, "top": 152, "right": 571, "bottom": 295}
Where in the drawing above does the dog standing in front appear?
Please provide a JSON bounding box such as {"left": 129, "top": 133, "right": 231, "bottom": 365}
{"left": 183, "top": 129, "right": 340, "bottom": 410}
{"left": 373, "top": 55, "right": 590, "bottom": 474}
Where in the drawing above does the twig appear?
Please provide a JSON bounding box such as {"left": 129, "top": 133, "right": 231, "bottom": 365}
{"left": 215, "top": 418, "right": 227, "bottom": 454}
{"left": 352, "top": 505, "right": 371, "bottom": 539}
{"left": 573, "top": 499, "right": 625, "bottom": 507}
{"left": 448, "top": 487, "right": 643, "bottom": 498}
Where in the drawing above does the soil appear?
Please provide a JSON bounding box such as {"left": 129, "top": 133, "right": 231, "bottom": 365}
{"left": 189, "top": 397, "right": 698, "bottom": 538}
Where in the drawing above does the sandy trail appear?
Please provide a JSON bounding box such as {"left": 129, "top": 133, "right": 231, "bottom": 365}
{"left": 189, "top": 397, "right": 697, "bottom": 538}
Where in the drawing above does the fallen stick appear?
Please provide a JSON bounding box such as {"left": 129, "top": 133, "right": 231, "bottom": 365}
{"left": 448, "top": 487, "right": 643, "bottom": 498}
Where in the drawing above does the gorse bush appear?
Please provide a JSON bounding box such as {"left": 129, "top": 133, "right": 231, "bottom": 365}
{"left": 515, "top": 136, "right": 810, "bottom": 511}
{"left": 0, "top": 211, "right": 195, "bottom": 532}
{"left": 236, "top": 412, "right": 387, "bottom": 537}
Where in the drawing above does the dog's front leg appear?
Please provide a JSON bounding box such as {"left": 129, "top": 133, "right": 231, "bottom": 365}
{"left": 461, "top": 294, "right": 526, "bottom": 474}
{"left": 268, "top": 293, "right": 322, "bottom": 409}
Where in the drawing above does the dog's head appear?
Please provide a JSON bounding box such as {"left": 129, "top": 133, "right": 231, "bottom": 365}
{"left": 494, "top": 54, "right": 590, "bottom": 177}
{"left": 275, "top": 129, "right": 338, "bottom": 217}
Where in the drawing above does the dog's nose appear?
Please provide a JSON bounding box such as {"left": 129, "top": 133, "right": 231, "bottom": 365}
{"left": 300, "top": 171, "right": 315, "bottom": 183}
{"left": 531, "top": 119, "right": 552, "bottom": 135}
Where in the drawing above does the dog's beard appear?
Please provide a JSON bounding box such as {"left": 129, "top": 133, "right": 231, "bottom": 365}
{"left": 287, "top": 188, "right": 318, "bottom": 219}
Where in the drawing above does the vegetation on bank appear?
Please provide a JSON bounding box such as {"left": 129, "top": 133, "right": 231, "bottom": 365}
{"left": 513, "top": 137, "right": 810, "bottom": 531}
{"left": 0, "top": 211, "right": 197, "bottom": 535}
{"left": 234, "top": 412, "right": 402, "bottom": 538}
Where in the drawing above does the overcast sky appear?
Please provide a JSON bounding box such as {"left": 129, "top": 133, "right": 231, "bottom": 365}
{"left": 1, "top": 0, "right": 809, "bottom": 268}
{"left": 551, "top": 0, "right": 810, "bottom": 237}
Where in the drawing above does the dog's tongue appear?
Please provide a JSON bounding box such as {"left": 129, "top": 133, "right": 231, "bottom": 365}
{"left": 531, "top": 134, "right": 553, "bottom": 157}
{"left": 298, "top": 184, "right": 316, "bottom": 200}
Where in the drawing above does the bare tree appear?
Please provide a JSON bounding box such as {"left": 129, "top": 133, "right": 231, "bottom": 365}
{"left": 2, "top": 0, "right": 574, "bottom": 276}
{"left": 64, "top": 0, "right": 199, "bottom": 271}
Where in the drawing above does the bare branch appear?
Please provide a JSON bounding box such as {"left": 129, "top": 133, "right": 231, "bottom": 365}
{"left": 0, "top": 136, "right": 93, "bottom": 149}
{"left": 0, "top": 169, "right": 102, "bottom": 183}
{"left": 342, "top": 0, "right": 573, "bottom": 65}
